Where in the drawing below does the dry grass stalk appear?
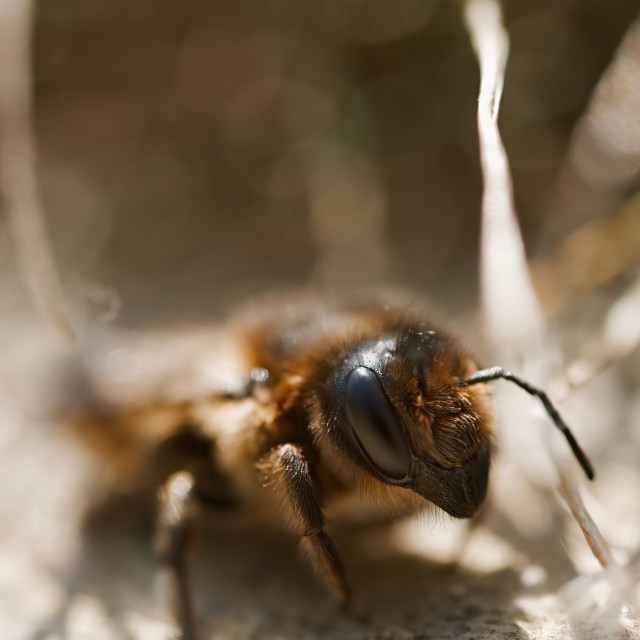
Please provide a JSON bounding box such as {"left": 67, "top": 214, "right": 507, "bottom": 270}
{"left": 0, "top": 0, "right": 76, "bottom": 343}
{"left": 463, "top": 0, "right": 543, "bottom": 356}
{"left": 552, "top": 275, "right": 640, "bottom": 401}
{"left": 557, "top": 467, "right": 615, "bottom": 569}
{"left": 464, "top": 0, "right": 612, "bottom": 572}
{"left": 551, "top": 13, "right": 640, "bottom": 223}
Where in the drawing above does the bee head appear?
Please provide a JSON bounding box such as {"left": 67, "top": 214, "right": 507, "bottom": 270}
{"left": 313, "top": 329, "right": 493, "bottom": 519}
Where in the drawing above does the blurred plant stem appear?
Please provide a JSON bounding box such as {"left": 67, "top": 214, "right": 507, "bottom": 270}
{"left": 0, "top": 0, "right": 76, "bottom": 343}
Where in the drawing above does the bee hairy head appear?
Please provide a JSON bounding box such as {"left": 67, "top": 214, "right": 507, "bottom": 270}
{"left": 312, "top": 328, "right": 493, "bottom": 519}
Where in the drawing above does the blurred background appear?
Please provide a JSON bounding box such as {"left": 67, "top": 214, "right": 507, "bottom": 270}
{"left": 1, "top": 1, "right": 640, "bottom": 639}
{"left": 0, "top": 0, "right": 635, "bottom": 324}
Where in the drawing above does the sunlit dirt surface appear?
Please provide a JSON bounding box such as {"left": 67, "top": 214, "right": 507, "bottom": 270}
{"left": 2, "top": 287, "right": 639, "bottom": 640}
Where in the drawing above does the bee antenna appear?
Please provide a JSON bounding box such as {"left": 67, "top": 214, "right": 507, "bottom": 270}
{"left": 460, "top": 366, "right": 595, "bottom": 481}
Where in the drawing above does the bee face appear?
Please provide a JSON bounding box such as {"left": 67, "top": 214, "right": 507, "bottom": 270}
{"left": 313, "top": 328, "right": 492, "bottom": 518}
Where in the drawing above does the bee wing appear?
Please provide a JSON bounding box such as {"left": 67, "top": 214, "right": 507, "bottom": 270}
{"left": 66, "top": 325, "right": 251, "bottom": 414}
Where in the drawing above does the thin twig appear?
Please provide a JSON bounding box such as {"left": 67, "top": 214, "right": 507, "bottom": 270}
{"left": 0, "top": 0, "right": 76, "bottom": 343}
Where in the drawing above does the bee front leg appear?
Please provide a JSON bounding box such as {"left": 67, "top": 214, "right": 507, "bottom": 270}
{"left": 155, "top": 471, "right": 199, "bottom": 640}
{"left": 260, "top": 444, "right": 351, "bottom": 607}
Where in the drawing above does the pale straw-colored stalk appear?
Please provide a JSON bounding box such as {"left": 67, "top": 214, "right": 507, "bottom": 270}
{"left": 0, "top": 0, "right": 76, "bottom": 343}
{"left": 464, "top": 0, "right": 612, "bottom": 569}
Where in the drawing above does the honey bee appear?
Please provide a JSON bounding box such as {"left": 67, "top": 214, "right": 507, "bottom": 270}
{"left": 68, "top": 291, "right": 593, "bottom": 639}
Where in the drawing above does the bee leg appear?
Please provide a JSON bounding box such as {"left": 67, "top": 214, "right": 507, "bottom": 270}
{"left": 300, "top": 530, "right": 351, "bottom": 610}
{"left": 154, "top": 471, "right": 199, "bottom": 640}
{"left": 260, "top": 444, "right": 351, "bottom": 608}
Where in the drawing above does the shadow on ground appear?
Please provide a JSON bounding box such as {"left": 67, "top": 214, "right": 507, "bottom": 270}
{"left": 29, "top": 489, "right": 534, "bottom": 640}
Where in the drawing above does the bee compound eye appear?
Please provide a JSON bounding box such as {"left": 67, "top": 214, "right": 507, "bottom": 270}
{"left": 344, "top": 367, "right": 412, "bottom": 481}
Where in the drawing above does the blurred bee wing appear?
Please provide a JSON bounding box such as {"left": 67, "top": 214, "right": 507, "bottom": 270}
{"left": 64, "top": 325, "right": 251, "bottom": 414}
